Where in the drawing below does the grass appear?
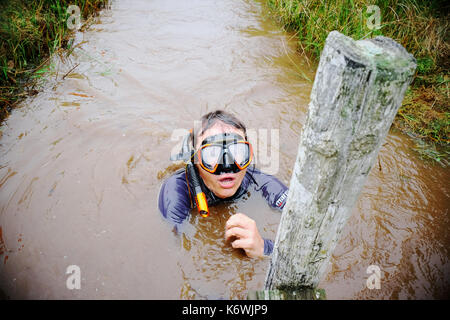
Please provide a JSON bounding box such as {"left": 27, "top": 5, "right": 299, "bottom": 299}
{"left": 265, "top": 0, "right": 449, "bottom": 165}
{"left": 1, "top": 0, "right": 448, "bottom": 165}
{"left": 0, "top": 0, "right": 109, "bottom": 123}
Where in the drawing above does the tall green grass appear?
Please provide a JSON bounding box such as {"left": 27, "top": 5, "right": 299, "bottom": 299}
{"left": 266, "top": 0, "right": 449, "bottom": 164}
{"left": 266, "top": 0, "right": 448, "bottom": 67}
{"left": 0, "top": 0, "right": 109, "bottom": 122}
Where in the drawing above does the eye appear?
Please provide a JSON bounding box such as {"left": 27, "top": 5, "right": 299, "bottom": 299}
{"left": 201, "top": 145, "right": 222, "bottom": 167}
{"left": 228, "top": 143, "right": 250, "bottom": 166}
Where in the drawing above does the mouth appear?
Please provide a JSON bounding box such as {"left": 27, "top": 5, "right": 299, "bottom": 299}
{"left": 217, "top": 173, "right": 236, "bottom": 189}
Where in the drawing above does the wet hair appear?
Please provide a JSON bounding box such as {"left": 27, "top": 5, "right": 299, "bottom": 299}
{"left": 193, "top": 110, "right": 247, "bottom": 146}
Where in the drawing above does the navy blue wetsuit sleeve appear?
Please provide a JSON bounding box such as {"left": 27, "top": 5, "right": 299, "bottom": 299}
{"left": 263, "top": 238, "right": 274, "bottom": 256}
{"left": 250, "top": 169, "right": 289, "bottom": 211}
{"left": 158, "top": 171, "right": 192, "bottom": 226}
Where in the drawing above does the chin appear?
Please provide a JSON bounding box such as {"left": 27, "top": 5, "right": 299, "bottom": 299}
{"left": 216, "top": 188, "right": 237, "bottom": 198}
{"left": 215, "top": 188, "right": 237, "bottom": 199}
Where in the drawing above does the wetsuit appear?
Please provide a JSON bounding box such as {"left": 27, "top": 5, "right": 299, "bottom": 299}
{"left": 158, "top": 165, "right": 288, "bottom": 255}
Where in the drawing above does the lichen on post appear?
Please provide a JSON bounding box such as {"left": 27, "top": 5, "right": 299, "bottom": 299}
{"left": 264, "top": 31, "right": 417, "bottom": 293}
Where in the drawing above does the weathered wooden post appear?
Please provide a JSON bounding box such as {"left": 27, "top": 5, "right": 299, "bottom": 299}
{"left": 259, "top": 31, "right": 416, "bottom": 298}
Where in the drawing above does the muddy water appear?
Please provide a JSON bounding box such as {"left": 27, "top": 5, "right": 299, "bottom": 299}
{"left": 0, "top": 0, "right": 448, "bottom": 299}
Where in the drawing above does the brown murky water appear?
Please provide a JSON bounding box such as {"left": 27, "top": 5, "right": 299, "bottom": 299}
{"left": 0, "top": 0, "right": 448, "bottom": 299}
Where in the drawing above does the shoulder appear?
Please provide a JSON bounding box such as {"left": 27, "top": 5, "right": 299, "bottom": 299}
{"left": 158, "top": 169, "right": 191, "bottom": 224}
{"left": 247, "top": 167, "right": 287, "bottom": 189}
{"left": 160, "top": 169, "right": 188, "bottom": 192}
{"left": 246, "top": 167, "right": 288, "bottom": 210}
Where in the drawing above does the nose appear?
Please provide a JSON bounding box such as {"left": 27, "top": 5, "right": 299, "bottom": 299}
{"left": 220, "top": 151, "right": 235, "bottom": 173}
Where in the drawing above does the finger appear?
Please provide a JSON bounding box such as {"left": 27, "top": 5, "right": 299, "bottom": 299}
{"left": 231, "top": 238, "right": 251, "bottom": 250}
{"left": 225, "top": 213, "right": 252, "bottom": 230}
{"left": 225, "top": 227, "right": 249, "bottom": 241}
{"left": 225, "top": 213, "right": 245, "bottom": 229}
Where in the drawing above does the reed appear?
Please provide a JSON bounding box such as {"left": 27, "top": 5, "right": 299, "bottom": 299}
{"left": 0, "top": 0, "right": 109, "bottom": 122}
{"left": 266, "top": 0, "right": 449, "bottom": 164}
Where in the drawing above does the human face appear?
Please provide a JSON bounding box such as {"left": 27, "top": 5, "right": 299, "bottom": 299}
{"left": 195, "top": 122, "right": 248, "bottom": 199}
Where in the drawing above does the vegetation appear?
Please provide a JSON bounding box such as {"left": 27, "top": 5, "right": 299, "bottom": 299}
{"left": 0, "top": 0, "right": 109, "bottom": 122}
{"left": 265, "top": 0, "right": 449, "bottom": 165}
{"left": 1, "top": 0, "right": 448, "bottom": 164}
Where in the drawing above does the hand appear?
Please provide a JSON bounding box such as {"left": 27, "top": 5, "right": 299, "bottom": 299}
{"left": 225, "top": 213, "right": 264, "bottom": 258}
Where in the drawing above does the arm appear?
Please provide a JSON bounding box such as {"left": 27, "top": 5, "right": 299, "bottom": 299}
{"left": 229, "top": 169, "right": 288, "bottom": 257}
{"left": 158, "top": 171, "right": 192, "bottom": 227}
{"left": 250, "top": 168, "right": 289, "bottom": 211}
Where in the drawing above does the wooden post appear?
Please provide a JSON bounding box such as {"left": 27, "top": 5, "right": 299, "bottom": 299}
{"left": 264, "top": 31, "right": 416, "bottom": 292}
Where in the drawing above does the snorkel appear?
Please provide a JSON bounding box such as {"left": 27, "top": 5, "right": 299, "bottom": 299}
{"left": 171, "top": 130, "right": 209, "bottom": 217}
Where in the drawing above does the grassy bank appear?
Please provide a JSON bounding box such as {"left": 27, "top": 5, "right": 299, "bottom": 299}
{"left": 0, "top": 0, "right": 109, "bottom": 123}
{"left": 265, "top": 0, "right": 449, "bottom": 165}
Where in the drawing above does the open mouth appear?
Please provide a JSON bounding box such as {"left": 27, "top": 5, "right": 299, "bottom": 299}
{"left": 217, "top": 174, "right": 236, "bottom": 189}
